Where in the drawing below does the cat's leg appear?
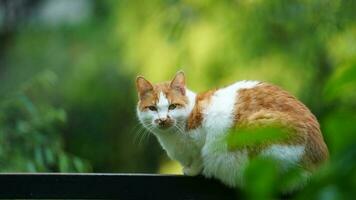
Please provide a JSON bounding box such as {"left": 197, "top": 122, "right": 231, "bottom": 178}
{"left": 260, "top": 144, "right": 305, "bottom": 170}
{"left": 183, "top": 164, "right": 203, "bottom": 176}
{"left": 183, "top": 158, "right": 203, "bottom": 176}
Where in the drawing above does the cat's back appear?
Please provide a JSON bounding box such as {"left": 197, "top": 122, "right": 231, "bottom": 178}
{"left": 186, "top": 80, "right": 328, "bottom": 187}
{"left": 193, "top": 80, "right": 321, "bottom": 135}
{"left": 234, "top": 82, "right": 316, "bottom": 124}
{"left": 201, "top": 81, "right": 262, "bottom": 135}
{"left": 187, "top": 80, "right": 260, "bottom": 131}
{"left": 188, "top": 80, "right": 328, "bottom": 167}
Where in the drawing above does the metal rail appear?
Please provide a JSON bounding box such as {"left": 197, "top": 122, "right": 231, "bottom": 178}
{"left": 0, "top": 173, "right": 237, "bottom": 199}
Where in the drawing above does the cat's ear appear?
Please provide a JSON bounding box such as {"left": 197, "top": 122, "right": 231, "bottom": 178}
{"left": 136, "top": 76, "right": 153, "bottom": 99}
{"left": 170, "top": 71, "right": 186, "bottom": 95}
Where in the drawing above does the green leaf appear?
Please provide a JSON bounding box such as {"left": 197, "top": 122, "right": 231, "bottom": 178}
{"left": 227, "top": 126, "right": 289, "bottom": 150}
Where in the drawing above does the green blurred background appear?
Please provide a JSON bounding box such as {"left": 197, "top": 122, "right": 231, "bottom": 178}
{"left": 0, "top": 0, "right": 355, "bottom": 198}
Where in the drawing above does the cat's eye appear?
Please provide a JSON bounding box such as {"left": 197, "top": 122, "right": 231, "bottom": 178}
{"left": 169, "top": 104, "right": 177, "bottom": 110}
{"left": 147, "top": 106, "right": 157, "bottom": 111}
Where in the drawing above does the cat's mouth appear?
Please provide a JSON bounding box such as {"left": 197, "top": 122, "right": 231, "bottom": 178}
{"left": 155, "top": 118, "right": 174, "bottom": 129}
{"left": 158, "top": 124, "right": 172, "bottom": 129}
{"left": 158, "top": 122, "right": 174, "bottom": 129}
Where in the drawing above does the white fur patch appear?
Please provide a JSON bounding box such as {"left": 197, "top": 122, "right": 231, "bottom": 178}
{"left": 202, "top": 140, "right": 249, "bottom": 187}
{"left": 201, "top": 80, "right": 259, "bottom": 187}
{"left": 185, "top": 89, "right": 197, "bottom": 115}
{"left": 261, "top": 145, "right": 305, "bottom": 170}
{"left": 157, "top": 92, "right": 169, "bottom": 119}
{"left": 203, "top": 80, "right": 260, "bottom": 139}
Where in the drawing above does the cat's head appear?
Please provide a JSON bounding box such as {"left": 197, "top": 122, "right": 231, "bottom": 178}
{"left": 136, "top": 71, "right": 192, "bottom": 133}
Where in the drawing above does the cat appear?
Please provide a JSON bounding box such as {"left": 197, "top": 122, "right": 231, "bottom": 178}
{"left": 135, "top": 71, "right": 329, "bottom": 188}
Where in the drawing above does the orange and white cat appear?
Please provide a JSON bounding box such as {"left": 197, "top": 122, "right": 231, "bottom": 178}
{"left": 136, "top": 71, "right": 328, "bottom": 188}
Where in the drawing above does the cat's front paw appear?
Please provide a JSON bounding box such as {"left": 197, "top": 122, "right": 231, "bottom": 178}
{"left": 183, "top": 165, "right": 202, "bottom": 176}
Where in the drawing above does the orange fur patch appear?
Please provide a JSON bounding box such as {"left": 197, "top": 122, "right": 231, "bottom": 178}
{"left": 233, "top": 83, "right": 329, "bottom": 168}
{"left": 186, "top": 89, "right": 216, "bottom": 130}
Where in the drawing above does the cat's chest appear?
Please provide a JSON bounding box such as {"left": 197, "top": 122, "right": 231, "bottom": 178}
{"left": 155, "top": 130, "right": 203, "bottom": 166}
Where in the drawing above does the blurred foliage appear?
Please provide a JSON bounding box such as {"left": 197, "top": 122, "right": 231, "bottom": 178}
{"left": 227, "top": 124, "right": 355, "bottom": 199}
{"left": 0, "top": 0, "right": 355, "bottom": 199}
{"left": 0, "top": 71, "right": 91, "bottom": 172}
{"left": 227, "top": 126, "right": 289, "bottom": 151}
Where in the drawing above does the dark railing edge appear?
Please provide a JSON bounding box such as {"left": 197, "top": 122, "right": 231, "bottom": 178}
{"left": 0, "top": 173, "right": 238, "bottom": 199}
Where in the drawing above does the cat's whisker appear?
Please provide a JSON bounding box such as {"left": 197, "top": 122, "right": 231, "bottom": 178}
{"left": 174, "top": 123, "right": 185, "bottom": 136}
{"left": 138, "top": 131, "right": 147, "bottom": 145}
{"left": 142, "top": 125, "right": 155, "bottom": 144}
{"left": 134, "top": 124, "right": 154, "bottom": 145}
{"left": 130, "top": 123, "right": 144, "bottom": 136}
{"left": 133, "top": 126, "right": 146, "bottom": 145}
{"left": 177, "top": 126, "right": 184, "bottom": 135}
{"left": 132, "top": 124, "right": 145, "bottom": 142}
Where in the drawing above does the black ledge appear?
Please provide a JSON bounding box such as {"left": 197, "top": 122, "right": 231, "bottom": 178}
{"left": 0, "top": 173, "right": 238, "bottom": 199}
